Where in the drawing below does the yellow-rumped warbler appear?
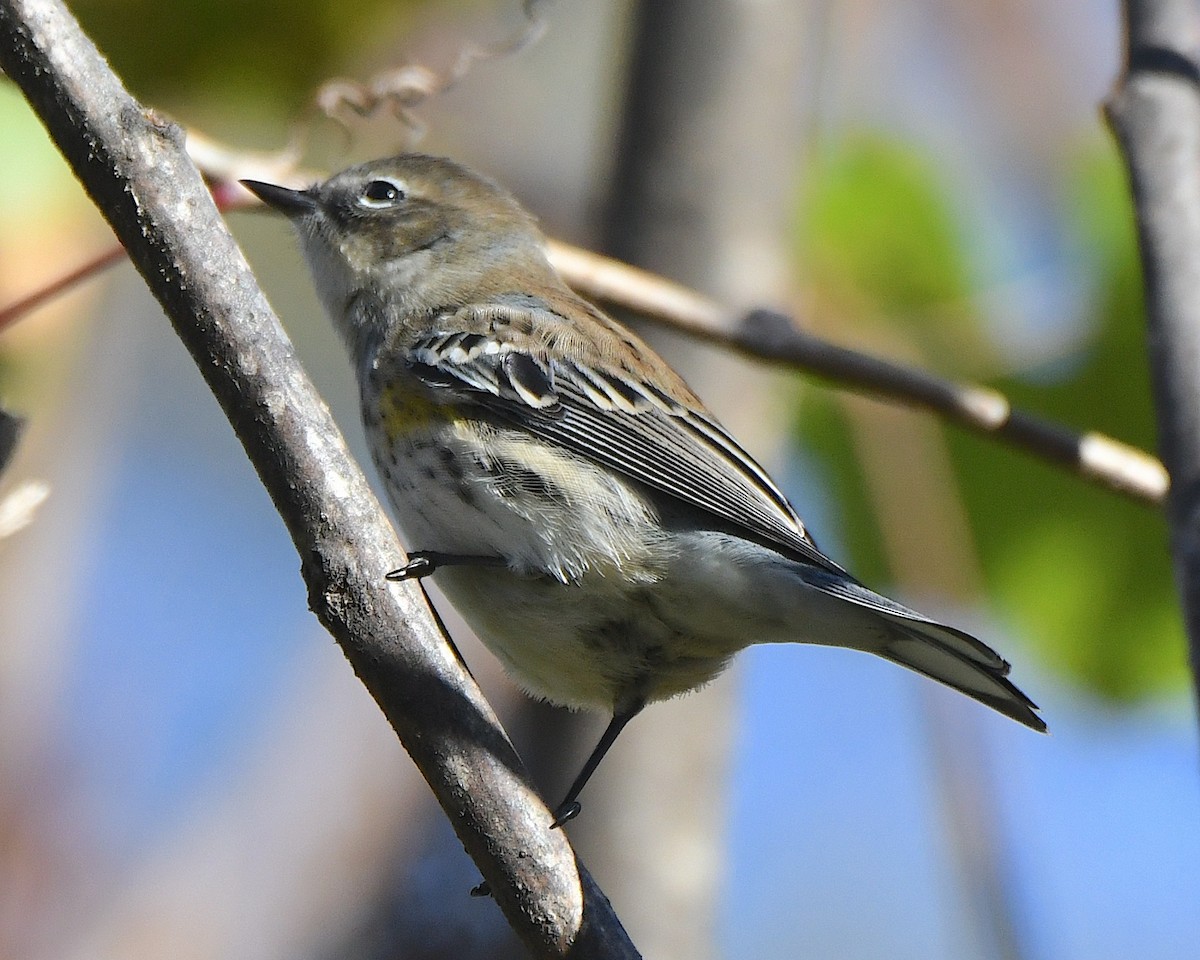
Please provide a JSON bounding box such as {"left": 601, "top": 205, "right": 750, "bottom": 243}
{"left": 243, "top": 155, "right": 1044, "bottom": 825}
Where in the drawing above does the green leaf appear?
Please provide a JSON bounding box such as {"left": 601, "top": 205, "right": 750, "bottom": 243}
{"left": 796, "top": 135, "right": 980, "bottom": 351}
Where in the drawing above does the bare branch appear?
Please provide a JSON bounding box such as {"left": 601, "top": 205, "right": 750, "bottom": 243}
{"left": 0, "top": 243, "right": 126, "bottom": 334}
{"left": 0, "top": 0, "right": 638, "bottom": 955}
{"left": 547, "top": 241, "right": 1170, "bottom": 506}
{"left": 1105, "top": 0, "right": 1200, "bottom": 718}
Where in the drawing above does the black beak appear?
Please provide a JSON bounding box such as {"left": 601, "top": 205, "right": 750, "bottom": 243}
{"left": 240, "top": 179, "right": 317, "bottom": 217}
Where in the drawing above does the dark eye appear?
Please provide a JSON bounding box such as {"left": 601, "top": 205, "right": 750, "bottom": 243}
{"left": 358, "top": 178, "right": 405, "bottom": 208}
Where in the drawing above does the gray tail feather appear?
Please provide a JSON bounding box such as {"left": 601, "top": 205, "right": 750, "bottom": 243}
{"left": 793, "top": 567, "right": 1045, "bottom": 731}
{"left": 877, "top": 614, "right": 1046, "bottom": 733}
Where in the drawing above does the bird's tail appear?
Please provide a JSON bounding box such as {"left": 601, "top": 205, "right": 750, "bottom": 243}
{"left": 875, "top": 613, "right": 1045, "bottom": 732}
{"left": 803, "top": 570, "right": 1046, "bottom": 732}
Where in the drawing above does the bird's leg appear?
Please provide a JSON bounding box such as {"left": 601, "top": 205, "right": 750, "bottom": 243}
{"left": 386, "top": 551, "right": 507, "bottom": 581}
{"left": 468, "top": 701, "right": 646, "bottom": 898}
{"left": 550, "top": 701, "right": 645, "bottom": 828}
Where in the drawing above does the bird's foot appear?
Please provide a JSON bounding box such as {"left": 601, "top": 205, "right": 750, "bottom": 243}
{"left": 386, "top": 551, "right": 505, "bottom": 581}
{"left": 549, "top": 800, "right": 582, "bottom": 830}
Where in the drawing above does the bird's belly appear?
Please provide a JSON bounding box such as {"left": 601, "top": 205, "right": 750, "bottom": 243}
{"left": 367, "top": 420, "right": 859, "bottom": 712}
{"left": 369, "top": 419, "right": 737, "bottom": 707}
{"left": 434, "top": 565, "right": 735, "bottom": 710}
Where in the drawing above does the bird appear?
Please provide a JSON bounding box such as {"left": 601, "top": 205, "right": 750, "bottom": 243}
{"left": 241, "top": 154, "right": 1045, "bottom": 827}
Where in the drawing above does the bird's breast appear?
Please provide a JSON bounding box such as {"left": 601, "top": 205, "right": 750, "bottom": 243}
{"left": 363, "top": 393, "right": 670, "bottom": 584}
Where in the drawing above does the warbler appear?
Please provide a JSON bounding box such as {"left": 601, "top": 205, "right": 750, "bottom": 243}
{"left": 242, "top": 155, "right": 1044, "bottom": 825}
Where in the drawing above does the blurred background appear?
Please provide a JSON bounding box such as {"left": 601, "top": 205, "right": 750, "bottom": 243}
{"left": 1, "top": 0, "right": 1196, "bottom": 957}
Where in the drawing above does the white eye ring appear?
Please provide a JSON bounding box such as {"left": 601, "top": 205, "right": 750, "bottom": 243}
{"left": 358, "top": 178, "right": 407, "bottom": 208}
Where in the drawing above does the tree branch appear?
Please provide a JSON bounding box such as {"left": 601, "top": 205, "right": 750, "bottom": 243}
{"left": 547, "top": 242, "right": 1170, "bottom": 506}
{"left": 0, "top": 0, "right": 638, "bottom": 955}
{"left": 1106, "top": 0, "right": 1200, "bottom": 715}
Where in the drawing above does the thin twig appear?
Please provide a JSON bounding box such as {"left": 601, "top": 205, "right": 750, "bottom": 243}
{"left": 0, "top": 243, "right": 126, "bottom": 333}
{"left": 311, "top": 0, "right": 551, "bottom": 140}
{"left": 0, "top": 1, "right": 638, "bottom": 955}
{"left": 547, "top": 241, "right": 1169, "bottom": 505}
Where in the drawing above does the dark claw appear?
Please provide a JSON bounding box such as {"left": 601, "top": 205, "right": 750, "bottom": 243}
{"left": 550, "top": 801, "right": 582, "bottom": 829}
{"left": 468, "top": 798, "right": 581, "bottom": 897}
{"left": 386, "top": 551, "right": 507, "bottom": 581}
{"left": 545, "top": 704, "right": 642, "bottom": 832}
{"left": 385, "top": 552, "right": 437, "bottom": 581}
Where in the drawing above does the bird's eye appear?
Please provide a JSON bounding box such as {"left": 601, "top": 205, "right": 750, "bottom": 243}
{"left": 358, "top": 179, "right": 406, "bottom": 208}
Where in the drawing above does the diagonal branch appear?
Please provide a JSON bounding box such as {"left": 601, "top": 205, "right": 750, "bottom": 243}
{"left": 0, "top": 0, "right": 638, "bottom": 955}
{"left": 1106, "top": 0, "right": 1200, "bottom": 723}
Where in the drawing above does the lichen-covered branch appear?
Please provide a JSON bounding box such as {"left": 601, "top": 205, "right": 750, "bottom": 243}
{"left": 0, "top": 0, "right": 638, "bottom": 954}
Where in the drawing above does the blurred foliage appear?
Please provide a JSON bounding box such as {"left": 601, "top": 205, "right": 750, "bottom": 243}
{"left": 793, "top": 135, "right": 1183, "bottom": 702}
{"left": 69, "top": 0, "right": 433, "bottom": 134}
{"left": 796, "top": 135, "right": 986, "bottom": 365}
{"left": 799, "top": 136, "right": 971, "bottom": 312}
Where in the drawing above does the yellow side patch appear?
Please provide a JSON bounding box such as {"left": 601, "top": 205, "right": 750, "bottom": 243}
{"left": 377, "top": 381, "right": 460, "bottom": 434}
